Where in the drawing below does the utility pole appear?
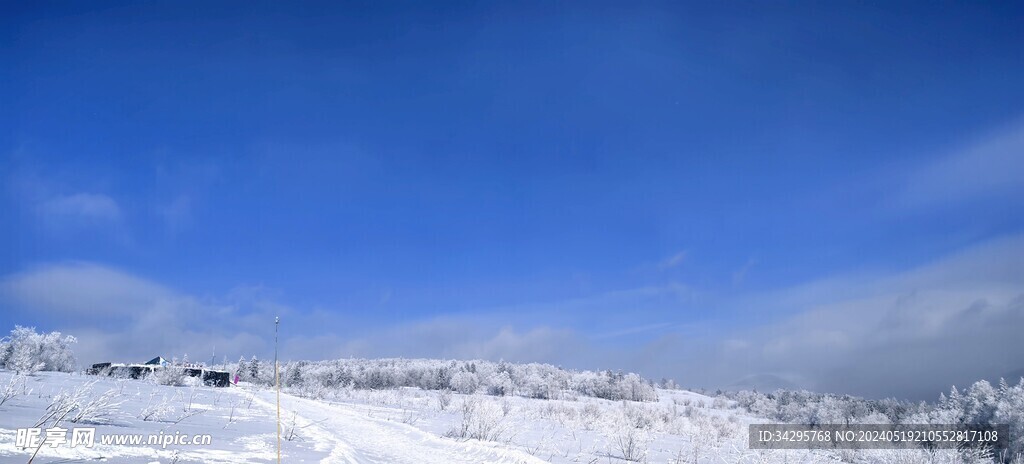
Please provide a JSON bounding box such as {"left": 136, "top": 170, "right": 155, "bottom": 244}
{"left": 275, "top": 316, "right": 281, "bottom": 463}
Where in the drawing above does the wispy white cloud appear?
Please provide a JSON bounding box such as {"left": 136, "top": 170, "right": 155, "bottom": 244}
{"left": 3, "top": 154, "right": 126, "bottom": 237}
{"left": 900, "top": 118, "right": 1024, "bottom": 208}
{"left": 658, "top": 251, "right": 688, "bottom": 270}
{"left": 593, "top": 322, "right": 674, "bottom": 339}
{"left": 38, "top": 192, "right": 121, "bottom": 223}
{"left": 158, "top": 194, "right": 192, "bottom": 233}
{"left": 339, "top": 317, "right": 591, "bottom": 367}
{"left": 3, "top": 263, "right": 168, "bottom": 317}
{"left": 731, "top": 258, "right": 757, "bottom": 286}
{"left": 0, "top": 263, "right": 311, "bottom": 366}
{"left": 654, "top": 234, "right": 1024, "bottom": 398}
{"left": 151, "top": 156, "right": 223, "bottom": 234}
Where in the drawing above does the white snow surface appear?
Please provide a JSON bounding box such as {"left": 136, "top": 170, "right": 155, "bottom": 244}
{"left": 0, "top": 369, "right": 779, "bottom": 463}
{"left": 0, "top": 369, "right": 983, "bottom": 464}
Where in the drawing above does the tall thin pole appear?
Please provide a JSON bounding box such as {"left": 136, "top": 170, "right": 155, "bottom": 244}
{"left": 275, "top": 316, "right": 281, "bottom": 463}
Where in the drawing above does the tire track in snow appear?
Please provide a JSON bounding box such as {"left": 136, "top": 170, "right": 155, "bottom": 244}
{"left": 241, "top": 388, "right": 546, "bottom": 464}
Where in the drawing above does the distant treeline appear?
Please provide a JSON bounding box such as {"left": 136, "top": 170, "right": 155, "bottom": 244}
{"left": 719, "top": 379, "right": 1024, "bottom": 462}
{"left": 231, "top": 356, "right": 659, "bottom": 402}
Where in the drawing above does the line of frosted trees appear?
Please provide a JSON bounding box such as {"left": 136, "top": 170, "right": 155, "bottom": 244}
{"left": 722, "top": 378, "right": 1024, "bottom": 462}
{"left": 232, "top": 356, "right": 659, "bottom": 402}
{"left": 0, "top": 326, "right": 78, "bottom": 375}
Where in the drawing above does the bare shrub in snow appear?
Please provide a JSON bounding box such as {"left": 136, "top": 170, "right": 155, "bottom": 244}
{"left": 579, "top": 402, "right": 602, "bottom": 431}
{"left": 35, "top": 386, "right": 91, "bottom": 428}
{"left": 285, "top": 412, "right": 302, "bottom": 441}
{"left": 182, "top": 385, "right": 201, "bottom": 412}
{"left": 447, "top": 398, "right": 507, "bottom": 442}
{"left": 27, "top": 380, "right": 124, "bottom": 427}
{"left": 436, "top": 389, "right": 452, "bottom": 411}
{"left": 173, "top": 407, "right": 205, "bottom": 424}
{"left": 606, "top": 402, "right": 654, "bottom": 462}
{"left": 296, "top": 381, "right": 326, "bottom": 400}
{"left": 70, "top": 388, "right": 123, "bottom": 424}
{"left": 0, "top": 374, "right": 27, "bottom": 406}
{"left": 140, "top": 395, "right": 175, "bottom": 422}
{"left": 612, "top": 426, "right": 650, "bottom": 462}
{"left": 400, "top": 408, "right": 421, "bottom": 425}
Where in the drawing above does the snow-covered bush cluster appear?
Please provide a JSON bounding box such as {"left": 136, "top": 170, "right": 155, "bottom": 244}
{"left": 0, "top": 326, "right": 77, "bottom": 375}
{"left": 446, "top": 397, "right": 508, "bottom": 441}
{"left": 232, "top": 356, "right": 658, "bottom": 402}
{"left": 724, "top": 377, "right": 1024, "bottom": 462}
{"left": 726, "top": 388, "right": 921, "bottom": 425}
{"left": 152, "top": 362, "right": 188, "bottom": 386}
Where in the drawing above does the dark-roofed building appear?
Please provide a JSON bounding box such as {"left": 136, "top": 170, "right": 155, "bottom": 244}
{"left": 87, "top": 356, "right": 231, "bottom": 387}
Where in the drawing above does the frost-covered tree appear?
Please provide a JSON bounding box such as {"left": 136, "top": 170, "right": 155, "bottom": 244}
{"left": 284, "top": 360, "right": 306, "bottom": 387}
{"left": 619, "top": 373, "right": 657, "bottom": 402}
{"left": 39, "top": 330, "right": 78, "bottom": 372}
{"left": 8, "top": 343, "right": 45, "bottom": 374}
{"left": 236, "top": 356, "right": 250, "bottom": 380}
{"left": 0, "top": 326, "right": 77, "bottom": 374}
{"left": 521, "top": 369, "right": 555, "bottom": 399}
{"left": 249, "top": 355, "right": 260, "bottom": 381}
{"left": 487, "top": 370, "right": 514, "bottom": 396}
{"left": 963, "top": 380, "right": 998, "bottom": 424}
{"left": 994, "top": 378, "right": 1024, "bottom": 461}
{"left": 451, "top": 370, "right": 479, "bottom": 394}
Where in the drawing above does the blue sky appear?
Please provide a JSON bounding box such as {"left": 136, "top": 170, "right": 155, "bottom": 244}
{"left": 2, "top": 1, "right": 1023, "bottom": 399}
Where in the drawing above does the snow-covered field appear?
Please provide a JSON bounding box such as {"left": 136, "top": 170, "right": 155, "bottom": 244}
{"left": 0, "top": 369, "right": 791, "bottom": 463}
{"left": 0, "top": 370, "right": 333, "bottom": 463}
{"left": 0, "top": 369, "right": 997, "bottom": 463}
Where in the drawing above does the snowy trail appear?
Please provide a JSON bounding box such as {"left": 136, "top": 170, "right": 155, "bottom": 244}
{"left": 241, "top": 388, "right": 547, "bottom": 464}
